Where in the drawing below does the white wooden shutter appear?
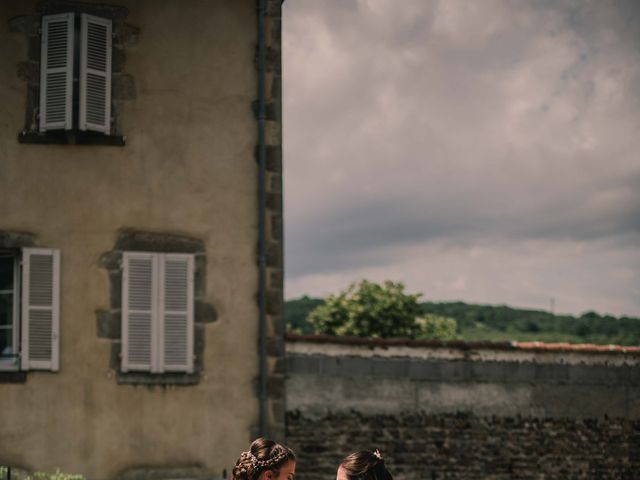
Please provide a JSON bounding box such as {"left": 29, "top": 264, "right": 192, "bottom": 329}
{"left": 122, "top": 253, "right": 157, "bottom": 372}
{"left": 159, "top": 254, "right": 194, "bottom": 373}
{"left": 21, "top": 248, "right": 60, "bottom": 371}
{"left": 39, "top": 13, "right": 74, "bottom": 132}
{"left": 79, "top": 14, "right": 112, "bottom": 134}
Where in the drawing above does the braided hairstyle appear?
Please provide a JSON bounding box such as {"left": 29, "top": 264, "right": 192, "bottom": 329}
{"left": 339, "top": 450, "right": 393, "bottom": 480}
{"left": 232, "top": 438, "right": 296, "bottom": 480}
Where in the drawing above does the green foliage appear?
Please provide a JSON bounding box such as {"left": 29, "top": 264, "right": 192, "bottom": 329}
{"left": 0, "top": 467, "right": 84, "bottom": 480}
{"left": 420, "top": 302, "right": 640, "bottom": 345}
{"left": 285, "top": 295, "right": 325, "bottom": 334}
{"left": 415, "top": 314, "right": 458, "bottom": 340}
{"left": 308, "top": 280, "right": 422, "bottom": 337}
{"left": 307, "top": 280, "right": 456, "bottom": 340}
{"left": 286, "top": 294, "right": 640, "bottom": 345}
{"left": 34, "top": 472, "right": 84, "bottom": 480}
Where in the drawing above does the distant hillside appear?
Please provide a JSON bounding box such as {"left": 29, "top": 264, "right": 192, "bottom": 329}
{"left": 285, "top": 296, "right": 640, "bottom": 345}
{"left": 286, "top": 295, "right": 325, "bottom": 334}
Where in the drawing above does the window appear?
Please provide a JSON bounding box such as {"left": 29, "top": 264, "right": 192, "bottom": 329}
{"left": 40, "top": 12, "right": 112, "bottom": 135}
{"left": 0, "top": 248, "right": 60, "bottom": 372}
{"left": 122, "top": 252, "right": 195, "bottom": 374}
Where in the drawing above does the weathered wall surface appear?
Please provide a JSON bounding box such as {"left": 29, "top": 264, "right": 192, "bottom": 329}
{"left": 288, "top": 411, "right": 640, "bottom": 480}
{"left": 0, "top": 1, "right": 284, "bottom": 479}
{"left": 285, "top": 337, "right": 640, "bottom": 479}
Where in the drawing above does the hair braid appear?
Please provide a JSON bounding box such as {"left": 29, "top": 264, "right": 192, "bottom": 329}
{"left": 231, "top": 438, "right": 295, "bottom": 480}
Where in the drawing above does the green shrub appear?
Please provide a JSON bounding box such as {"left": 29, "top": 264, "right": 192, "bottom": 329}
{"left": 308, "top": 280, "right": 424, "bottom": 338}
{"left": 0, "top": 467, "right": 84, "bottom": 480}
{"left": 415, "top": 314, "right": 458, "bottom": 341}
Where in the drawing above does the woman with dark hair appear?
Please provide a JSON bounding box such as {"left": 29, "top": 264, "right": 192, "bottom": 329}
{"left": 336, "top": 450, "right": 393, "bottom": 480}
{"left": 232, "top": 438, "right": 296, "bottom": 480}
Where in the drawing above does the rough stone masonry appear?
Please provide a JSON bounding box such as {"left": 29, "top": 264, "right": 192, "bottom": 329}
{"left": 285, "top": 335, "right": 640, "bottom": 480}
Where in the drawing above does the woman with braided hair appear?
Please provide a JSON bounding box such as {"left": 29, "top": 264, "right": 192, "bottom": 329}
{"left": 232, "top": 438, "right": 296, "bottom": 480}
{"left": 336, "top": 450, "right": 393, "bottom": 480}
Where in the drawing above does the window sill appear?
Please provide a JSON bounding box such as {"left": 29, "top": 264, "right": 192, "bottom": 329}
{"left": 18, "top": 131, "right": 126, "bottom": 146}
{"left": 0, "top": 371, "right": 27, "bottom": 383}
{"left": 117, "top": 371, "right": 200, "bottom": 386}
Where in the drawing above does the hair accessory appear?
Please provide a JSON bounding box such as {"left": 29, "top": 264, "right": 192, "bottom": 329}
{"left": 240, "top": 451, "right": 258, "bottom": 465}
{"left": 373, "top": 449, "right": 383, "bottom": 461}
{"left": 240, "top": 449, "right": 289, "bottom": 471}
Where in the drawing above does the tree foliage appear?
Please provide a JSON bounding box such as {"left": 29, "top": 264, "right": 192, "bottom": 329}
{"left": 421, "top": 302, "right": 640, "bottom": 345}
{"left": 286, "top": 295, "right": 324, "bottom": 334}
{"left": 307, "top": 280, "right": 457, "bottom": 340}
{"left": 415, "top": 314, "right": 458, "bottom": 340}
{"left": 286, "top": 295, "right": 640, "bottom": 345}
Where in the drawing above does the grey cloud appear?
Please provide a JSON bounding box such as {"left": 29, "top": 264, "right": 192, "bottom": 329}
{"left": 283, "top": 0, "right": 640, "bottom": 315}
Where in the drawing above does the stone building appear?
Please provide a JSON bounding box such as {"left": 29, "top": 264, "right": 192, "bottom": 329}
{"left": 0, "top": 1, "right": 285, "bottom": 479}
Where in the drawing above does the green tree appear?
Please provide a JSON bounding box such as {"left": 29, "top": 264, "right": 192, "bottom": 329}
{"left": 286, "top": 295, "right": 324, "bottom": 334}
{"left": 415, "top": 314, "right": 458, "bottom": 340}
{"left": 289, "top": 297, "right": 640, "bottom": 345}
{"left": 308, "top": 280, "right": 456, "bottom": 340}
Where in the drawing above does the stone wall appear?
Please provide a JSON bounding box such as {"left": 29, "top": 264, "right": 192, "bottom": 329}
{"left": 259, "top": 0, "right": 286, "bottom": 442}
{"left": 288, "top": 411, "right": 640, "bottom": 480}
{"left": 285, "top": 336, "right": 640, "bottom": 479}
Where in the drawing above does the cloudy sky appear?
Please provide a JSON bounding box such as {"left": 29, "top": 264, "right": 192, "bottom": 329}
{"left": 281, "top": 0, "right": 640, "bottom": 317}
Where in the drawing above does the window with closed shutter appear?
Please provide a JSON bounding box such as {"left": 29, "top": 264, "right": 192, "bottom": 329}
{"left": 39, "top": 13, "right": 74, "bottom": 132}
{"left": 79, "top": 14, "right": 112, "bottom": 134}
{"left": 122, "top": 252, "right": 157, "bottom": 372}
{"left": 20, "top": 248, "right": 61, "bottom": 372}
{"left": 122, "top": 253, "right": 194, "bottom": 374}
{"left": 38, "top": 12, "right": 113, "bottom": 135}
{"left": 160, "top": 255, "right": 194, "bottom": 373}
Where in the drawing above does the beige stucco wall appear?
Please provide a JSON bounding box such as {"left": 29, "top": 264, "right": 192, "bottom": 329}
{"left": 0, "top": 1, "right": 261, "bottom": 478}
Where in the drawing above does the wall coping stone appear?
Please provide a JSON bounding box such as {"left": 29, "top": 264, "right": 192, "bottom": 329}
{"left": 287, "top": 333, "right": 640, "bottom": 356}
{"left": 286, "top": 336, "right": 640, "bottom": 367}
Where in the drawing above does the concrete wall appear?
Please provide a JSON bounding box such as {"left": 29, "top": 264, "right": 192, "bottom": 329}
{"left": 287, "top": 339, "right": 640, "bottom": 419}
{"left": 285, "top": 337, "right": 640, "bottom": 479}
{"left": 0, "top": 1, "right": 284, "bottom": 479}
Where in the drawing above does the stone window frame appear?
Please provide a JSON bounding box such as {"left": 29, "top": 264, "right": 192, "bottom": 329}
{"left": 98, "top": 230, "right": 217, "bottom": 386}
{"left": 9, "top": 0, "right": 138, "bottom": 146}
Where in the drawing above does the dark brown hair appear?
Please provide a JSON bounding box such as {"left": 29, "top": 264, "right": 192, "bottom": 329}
{"left": 231, "top": 438, "right": 296, "bottom": 480}
{"left": 340, "top": 450, "right": 393, "bottom": 480}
